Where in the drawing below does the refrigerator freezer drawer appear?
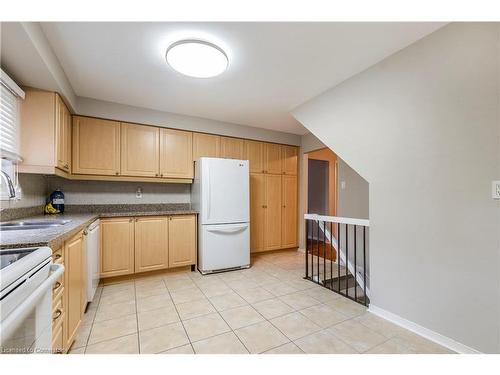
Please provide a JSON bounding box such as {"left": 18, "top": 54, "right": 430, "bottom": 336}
{"left": 199, "top": 223, "right": 250, "bottom": 273}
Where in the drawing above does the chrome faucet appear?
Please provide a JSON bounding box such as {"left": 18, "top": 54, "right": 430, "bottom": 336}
{"left": 0, "top": 170, "right": 16, "bottom": 198}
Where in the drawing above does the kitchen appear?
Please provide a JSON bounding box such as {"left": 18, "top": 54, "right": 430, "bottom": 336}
{"left": 1, "top": 11, "right": 479, "bottom": 363}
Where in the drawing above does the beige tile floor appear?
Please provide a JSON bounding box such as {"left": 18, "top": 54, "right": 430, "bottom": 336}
{"left": 69, "top": 250, "right": 453, "bottom": 354}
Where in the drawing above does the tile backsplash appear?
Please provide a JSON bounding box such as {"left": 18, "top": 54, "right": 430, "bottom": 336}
{"left": 46, "top": 176, "right": 191, "bottom": 205}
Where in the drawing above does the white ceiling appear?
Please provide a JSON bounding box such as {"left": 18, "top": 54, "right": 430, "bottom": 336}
{"left": 39, "top": 22, "right": 444, "bottom": 134}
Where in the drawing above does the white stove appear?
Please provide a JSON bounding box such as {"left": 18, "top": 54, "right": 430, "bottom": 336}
{"left": 0, "top": 247, "right": 64, "bottom": 354}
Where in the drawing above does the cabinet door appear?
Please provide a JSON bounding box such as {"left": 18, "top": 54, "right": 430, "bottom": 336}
{"left": 264, "top": 174, "right": 282, "bottom": 250}
{"left": 245, "top": 140, "right": 264, "bottom": 174}
{"left": 264, "top": 143, "right": 282, "bottom": 174}
{"left": 72, "top": 116, "right": 121, "bottom": 175}
{"left": 135, "top": 216, "right": 169, "bottom": 273}
{"left": 220, "top": 137, "right": 245, "bottom": 159}
{"left": 193, "top": 133, "right": 220, "bottom": 159}
{"left": 100, "top": 218, "right": 135, "bottom": 278}
{"left": 281, "top": 175, "right": 298, "bottom": 248}
{"left": 64, "top": 231, "right": 84, "bottom": 348}
{"left": 121, "top": 122, "right": 160, "bottom": 177}
{"left": 160, "top": 128, "right": 193, "bottom": 178}
{"left": 168, "top": 215, "right": 196, "bottom": 268}
{"left": 55, "top": 95, "right": 66, "bottom": 171}
{"left": 250, "top": 173, "right": 265, "bottom": 252}
{"left": 282, "top": 146, "right": 298, "bottom": 176}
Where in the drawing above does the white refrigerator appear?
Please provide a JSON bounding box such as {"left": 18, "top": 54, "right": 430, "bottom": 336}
{"left": 191, "top": 157, "right": 250, "bottom": 274}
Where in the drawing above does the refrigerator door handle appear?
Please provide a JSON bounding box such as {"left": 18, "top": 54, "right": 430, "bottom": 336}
{"left": 206, "top": 224, "right": 249, "bottom": 234}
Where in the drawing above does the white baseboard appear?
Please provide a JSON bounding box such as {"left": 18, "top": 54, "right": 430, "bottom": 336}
{"left": 297, "top": 248, "right": 306, "bottom": 253}
{"left": 368, "top": 304, "right": 481, "bottom": 354}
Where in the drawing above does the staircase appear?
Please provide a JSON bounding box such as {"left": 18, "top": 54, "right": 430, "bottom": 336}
{"left": 304, "top": 214, "right": 370, "bottom": 306}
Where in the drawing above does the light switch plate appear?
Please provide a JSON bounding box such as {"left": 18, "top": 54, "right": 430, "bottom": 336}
{"left": 492, "top": 181, "right": 500, "bottom": 199}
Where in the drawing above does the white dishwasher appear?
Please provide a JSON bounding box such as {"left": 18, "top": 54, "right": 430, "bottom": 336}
{"left": 85, "top": 219, "right": 100, "bottom": 305}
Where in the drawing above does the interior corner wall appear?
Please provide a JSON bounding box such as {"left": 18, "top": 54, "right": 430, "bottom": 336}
{"left": 293, "top": 23, "right": 500, "bottom": 353}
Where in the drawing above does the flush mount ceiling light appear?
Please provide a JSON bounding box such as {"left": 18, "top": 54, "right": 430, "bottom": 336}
{"left": 166, "top": 40, "right": 228, "bottom": 78}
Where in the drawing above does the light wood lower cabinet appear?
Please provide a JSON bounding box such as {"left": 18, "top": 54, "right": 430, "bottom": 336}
{"left": 100, "top": 218, "right": 135, "bottom": 278}
{"left": 168, "top": 215, "right": 196, "bottom": 267}
{"left": 134, "top": 217, "right": 169, "bottom": 273}
{"left": 64, "top": 231, "right": 85, "bottom": 350}
{"left": 101, "top": 215, "right": 197, "bottom": 278}
{"left": 281, "top": 175, "right": 298, "bottom": 248}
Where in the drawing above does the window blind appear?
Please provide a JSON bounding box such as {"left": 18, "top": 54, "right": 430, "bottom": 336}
{"left": 0, "top": 83, "right": 20, "bottom": 159}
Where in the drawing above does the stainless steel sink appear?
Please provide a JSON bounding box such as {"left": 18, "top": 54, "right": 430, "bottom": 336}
{"left": 0, "top": 219, "right": 72, "bottom": 231}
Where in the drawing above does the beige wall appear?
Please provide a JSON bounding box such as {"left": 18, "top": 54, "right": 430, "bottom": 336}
{"left": 293, "top": 23, "right": 500, "bottom": 353}
{"left": 77, "top": 97, "right": 301, "bottom": 146}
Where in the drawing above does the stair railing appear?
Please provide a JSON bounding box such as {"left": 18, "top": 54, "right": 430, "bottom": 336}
{"left": 304, "top": 213, "right": 370, "bottom": 306}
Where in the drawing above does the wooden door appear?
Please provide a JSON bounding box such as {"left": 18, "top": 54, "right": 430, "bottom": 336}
{"left": 245, "top": 140, "right": 264, "bottom": 173}
{"left": 134, "top": 216, "right": 169, "bottom": 273}
{"left": 121, "top": 122, "right": 160, "bottom": 177}
{"left": 220, "top": 137, "right": 245, "bottom": 159}
{"left": 281, "top": 175, "right": 298, "bottom": 248}
{"left": 264, "top": 143, "right": 282, "bottom": 174}
{"left": 64, "top": 231, "right": 84, "bottom": 348}
{"left": 250, "top": 173, "right": 265, "bottom": 252}
{"left": 72, "top": 116, "right": 121, "bottom": 175}
{"left": 160, "top": 128, "right": 193, "bottom": 178}
{"left": 264, "top": 174, "right": 282, "bottom": 250}
{"left": 168, "top": 215, "right": 196, "bottom": 267}
{"left": 193, "top": 133, "right": 220, "bottom": 159}
{"left": 100, "top": 218, "right": 135, "bottom": 277}
{"left": 282, "top": 146, "right": 298, "bottom": 175}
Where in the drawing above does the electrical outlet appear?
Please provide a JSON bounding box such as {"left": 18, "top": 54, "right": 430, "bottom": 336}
{"left": 136, "top": 187, "right": 142, "bottom": 199}
{"left": 492, "top": 181, "right": 500, "bottom": 199}
{"left": 340, "top": 180, "right": 346, "bottom": 190}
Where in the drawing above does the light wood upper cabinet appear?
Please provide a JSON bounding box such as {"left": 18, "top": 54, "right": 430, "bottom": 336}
{"left": 55, "top": 94, "right": 71, "bottom": 172}
{"left": 100, "top": 218, "right": 135, "bottom": 278}
{"left": 19, "top": 89, "right": 72, "bottom": 174}
{"left": 220, "top": 137, "right": 245, "bottom": 159}
{"left": 282, "top": 146, "right": 298, "bottom": 176}
{"left": 72, "top": 116, "right": 121, "bottom": 176}
{"left": 160, "top": 128, "right": 193, "bottom": 178}
{"left": 193, "top": 133, "right": 220, "bottom": 159}
{"left": 281, "top": 175, "right": 298, "bottom": 248}
{"left": 134, "top": 217, "right": 169, "bottom": 273}
{"left": 121, "top": 122, "right": 160, "bottom": 177}
{"left": 250, "top": 173, "right": 265, "bottom": 252}
{"left": 264, "top": 143, "right": 282, "bottom": 175}
{"left": 64, "top": 231, "right": 84, "bottom": 349}
{"left": 168, "top": 215, "right": 196, "bottom": 267}
{"left": 264, "top": 174, "right": 282, "bottom": 250}
{"left": 245, "top": 140, "right": 265, "bottom": 173}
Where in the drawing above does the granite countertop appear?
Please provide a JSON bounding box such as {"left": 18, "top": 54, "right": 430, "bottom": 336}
{"left": 0, "top": 206, "right": 198, "bottom": 249}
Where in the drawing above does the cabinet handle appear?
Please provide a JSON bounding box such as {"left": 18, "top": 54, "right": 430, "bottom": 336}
{"left": 53, "top": 254, "right": 62, "bottom": 260}
{"left": 129, "top": 218, "right": 133, "bottom": 222}
{"left": 261, "top": 170, "right": 265, "bottom": 173}
{"left": 64, "top": 164, "right": 69, "bottom": 170}
{"left": 283, "top": 205, "right": 286, "bottom": 208}
{"left": 115, "top": 172, "right": 119, "bottom": 175}
{"left": 52, "top": 309, "right": 62, "bottom": 321}
{"left": 283, "top": 171, "right": 286, "bottom": 175}
{"left": 155, "top": 173, "right": 159, "bottom": 177}
{"left": 53, "top": 281, "right": 61, "bottom": 291}
{"left": 160, "top": 174, "right": 163, "bottom": 177}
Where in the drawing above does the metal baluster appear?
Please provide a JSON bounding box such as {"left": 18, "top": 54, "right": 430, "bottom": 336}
{"left": 323, "top": 221, "right": 326, "bottom": 286}
{"left": 354, "top": 225, "right": 357, "bottom": 302}
{"left": 363, "top": 226, "right": 367, "bottom": 306}
{"left": 330, "top": 221, "right": 333, "bottom": 291}
{"left": 305, "top": 219, "right": 309, "bottom": 280}
{"left": 337, "top": 223, "right": 341, "bottom": 294}
{"left": 345, "top": 223, "right": 348, "bottom": 297}
{"left": 316, "top": 220, "right": 320, "bottom": 285}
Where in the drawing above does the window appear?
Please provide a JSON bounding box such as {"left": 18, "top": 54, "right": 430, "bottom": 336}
{"left": 1, "top": 68, "right": 24, "bottom": 200}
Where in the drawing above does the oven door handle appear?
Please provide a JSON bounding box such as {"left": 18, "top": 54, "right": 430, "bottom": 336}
{"left": 0, "top": 264, "right": 65, "bottom": 345}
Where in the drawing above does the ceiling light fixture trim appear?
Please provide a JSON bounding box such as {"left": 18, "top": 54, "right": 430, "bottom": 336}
{"left": 166, "top": 39, "right": 229, "bottom": 78}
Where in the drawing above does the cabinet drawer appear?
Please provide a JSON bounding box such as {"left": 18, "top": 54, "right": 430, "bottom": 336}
{"left": 52, "top": 247, "right": 64, "bottom": 264}
{"left": 52, "top": 295, "right": 64, "bottom": 328}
